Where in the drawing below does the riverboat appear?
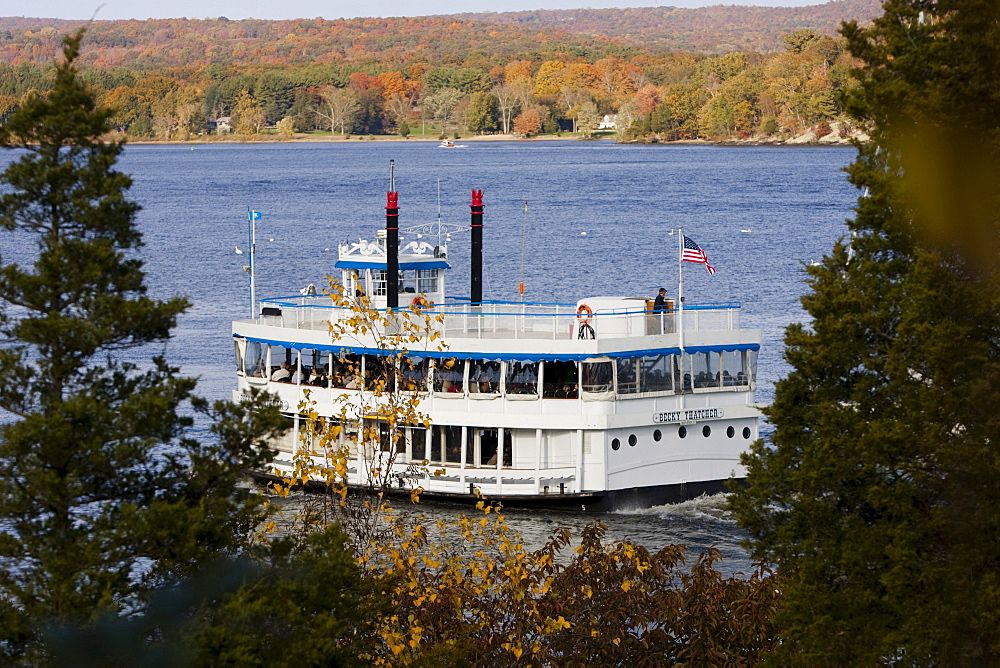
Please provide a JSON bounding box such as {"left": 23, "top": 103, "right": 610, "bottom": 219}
{"left": 232, "top": 189, "right": 761, "bottom": 511}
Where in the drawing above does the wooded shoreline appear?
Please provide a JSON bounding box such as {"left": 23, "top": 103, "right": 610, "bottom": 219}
{"left": 123, "top": 131, "right": 862, "bottom": 147}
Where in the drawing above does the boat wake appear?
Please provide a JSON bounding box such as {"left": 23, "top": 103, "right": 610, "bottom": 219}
{"left": 618, "top": 492, "right": 735, "bottom": 524}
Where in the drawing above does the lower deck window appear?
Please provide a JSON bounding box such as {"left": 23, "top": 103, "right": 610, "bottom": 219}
{"left": 477, "top": 428, "right": 513, "bottom": 467}
{"left": 543, "top": 360, "right": 578, "bottom": 398}
{"left": 581, "top": 360, "right": 613, "bottom": 393}
{"left": 506, "top": 361, "right": 538, "bottom": 395}
{"left": 401, "top": 357, "right": 430, "bottom": 392}
{"left": 372, "top": 421, "right": 405, "bottom": 454}
{"left": 433, "top": 358, "right": 465, "bottom": 393}
{"left": 442, "top": 426, "right": 469, "bottom": 463}
{"left": 410, "top": 427, "right": 428, "bottom": 461}
{"left": 245, "top": 340, "right": 267, "bottom": 378}
{"left": 469, "top": 359, "right": 501, "bottom": 395}
{"left": 332, "top": 355, "right": 362, "bottom": 389}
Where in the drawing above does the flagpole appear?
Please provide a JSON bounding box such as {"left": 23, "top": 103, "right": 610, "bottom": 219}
{"left": 677, "top": 226, "right": 684, "bottom": 352}
{"left": 248, "top": 207, "right": 256, "bottom": 318}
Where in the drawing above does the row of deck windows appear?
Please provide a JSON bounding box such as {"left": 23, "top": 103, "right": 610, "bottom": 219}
{"left": 236, "top": 340, "right": 757, "bottom": 398}
{"left": 287, "top": 418, "right": 514, "bottom": 468}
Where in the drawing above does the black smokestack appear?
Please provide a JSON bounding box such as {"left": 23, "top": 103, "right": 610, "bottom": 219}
{"left": 470, "top": 189, "right": 483, "bottom": 306}
{"left": 386, "top": 190, "right": 399, "bottom": 309}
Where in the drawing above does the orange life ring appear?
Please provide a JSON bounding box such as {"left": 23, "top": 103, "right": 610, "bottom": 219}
{"left": 412, "top": 295, "right": 430, "bottom": 309}
{"left": 576, "top": 304, "right": 593, "bottom": 323}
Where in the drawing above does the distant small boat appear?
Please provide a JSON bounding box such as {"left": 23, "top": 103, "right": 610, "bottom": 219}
{"left": 438, "top": 139, "right": 466, "bottom": 148}
{"left": 740, "top": 228, "right": 752, "bottom": 233}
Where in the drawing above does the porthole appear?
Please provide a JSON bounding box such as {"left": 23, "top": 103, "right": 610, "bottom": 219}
{"left": 678, "top": 426, "right": 687, "bottom": 439}
{"left": 611, "top": 438, "right": 621, "bottom": 451}
{"left": 743, "top": 427, "right": 751, "bottom": 439}
{"left": 628, "top": 434, "right": 637, "bottom": 447}
{"left": 653, "top": 429, "right": 662, "bottom": 442}
{"left": 702, "top": 425, "right": 711, "bottom": 437}
{"left": 727, "top": 426, "right": 735, "bottom": 438}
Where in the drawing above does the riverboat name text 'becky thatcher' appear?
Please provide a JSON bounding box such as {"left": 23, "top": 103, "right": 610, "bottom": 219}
{"left": 652, "top": 408, "right": 725, "bottom": 424}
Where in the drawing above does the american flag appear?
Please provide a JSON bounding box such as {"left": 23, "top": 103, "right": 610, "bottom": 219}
{"left": 683, "top": 235, "right": 716, "bottom": 275}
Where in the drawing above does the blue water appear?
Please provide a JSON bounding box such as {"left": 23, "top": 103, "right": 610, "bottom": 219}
{"left": 2, "top": 140, "right": 861, "bottom": 571}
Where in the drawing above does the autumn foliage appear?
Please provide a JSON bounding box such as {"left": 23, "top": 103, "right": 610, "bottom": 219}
{"left": 359, "top": 504, "right": 780, "bottom": 664}
{"left": 0, "top": 7, "right": 876, "bottom": 142}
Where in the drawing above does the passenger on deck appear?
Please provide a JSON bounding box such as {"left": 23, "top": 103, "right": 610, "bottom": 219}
{"left": 271, "top": 362, "right": 291, "bottom": 382}
{"left": 290, "top": 365, "right": 304, "bottom": 384}
{"left": 653, "top": 288, "right": 668, "bottom": 312}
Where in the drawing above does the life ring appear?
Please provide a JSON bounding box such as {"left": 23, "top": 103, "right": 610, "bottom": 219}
{"left": 411, "top": 295, "right": 430, "bottom": 310}
{"left": 576, "top": 304, "right": 593, "bottom": 324}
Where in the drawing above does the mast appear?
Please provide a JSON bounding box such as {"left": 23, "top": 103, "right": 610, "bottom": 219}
{"left": 470, "top": 189, "right": 484, "bottom": 306}
{"left": 386, "top": 161, "right": 399, "bottom": 310}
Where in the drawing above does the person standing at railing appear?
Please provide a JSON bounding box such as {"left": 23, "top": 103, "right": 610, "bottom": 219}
{"left": 653, "top": 288, "right": 668, "bottom": 335}
{"left": 654, "top": 288, "right": 668, "bottom": 312}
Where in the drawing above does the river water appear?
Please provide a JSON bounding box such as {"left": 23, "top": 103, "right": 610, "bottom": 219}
{"left": 2, "top": 140, "right": 860, "bottom": 572}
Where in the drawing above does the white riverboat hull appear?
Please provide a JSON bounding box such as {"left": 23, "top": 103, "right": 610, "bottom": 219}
{"left": 234, "top": 299, "right": 759, "bottom": 510}
{"left": 232, "top": 198, "right": 760, "bottom": 510}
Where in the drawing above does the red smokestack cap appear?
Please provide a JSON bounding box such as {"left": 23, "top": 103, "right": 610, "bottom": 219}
{"left": 471, "top": 190, "right": 483, "bottom": 207}
{"left": 386, "top": 191, "right": 398, "bottom": 211}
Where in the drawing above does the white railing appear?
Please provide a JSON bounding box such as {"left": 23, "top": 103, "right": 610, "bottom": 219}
{"left": 251, "top": 297, "right": 742, "bottom": 340}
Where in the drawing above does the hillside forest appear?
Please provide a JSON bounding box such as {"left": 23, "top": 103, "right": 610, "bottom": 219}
{"left": 0, "top": 4, "right": 878, "bottom": 141}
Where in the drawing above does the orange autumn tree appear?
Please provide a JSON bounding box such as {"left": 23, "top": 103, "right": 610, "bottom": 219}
{"left": 513, "top": 107, "right": 541, "bottom": 136}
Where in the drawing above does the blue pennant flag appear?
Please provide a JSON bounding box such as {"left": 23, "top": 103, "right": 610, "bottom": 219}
{"left": 249, "top": 210, "right": 263, "bottom": 221}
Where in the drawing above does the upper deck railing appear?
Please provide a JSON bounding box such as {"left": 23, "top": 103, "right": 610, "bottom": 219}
{"left": 248, "top": 296, "right": 743, "bottom": 340}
